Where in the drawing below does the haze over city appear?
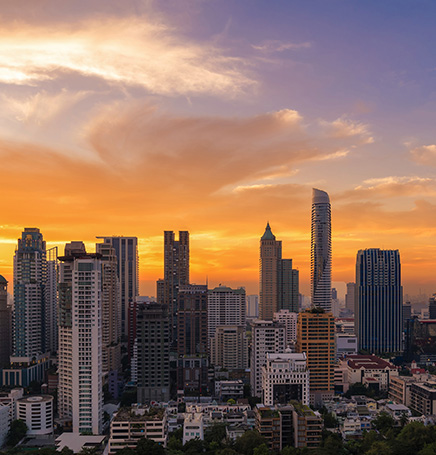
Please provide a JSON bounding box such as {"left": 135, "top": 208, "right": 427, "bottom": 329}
{"left": 1, "top": 0, "right": 436, "bottom": 297}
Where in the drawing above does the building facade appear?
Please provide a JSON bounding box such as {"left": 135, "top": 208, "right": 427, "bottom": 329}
{"left": 207, "top": 286, "right": 246, "bottom": 342}
{"left": 17, "top": 395, "right": 53, "bottom": 436}
{"left": 250, "top": 320, "right": 285, "bottom": 398}
{"left": 0, "top": 276, "right": 11, "bottom": 368}
{"left": 262, "top": 352, "right": 309, "bottom": 406}
{"left": 58, "top": 242, "right": 103, "bottom": 435}
{"left": 273, "top": 310, "right": 298, "bottom": 347}
{"left": 296, "top": 309, "right": 335, "bottom": 404}
{"left": 311, "top": 189, "right": 332, "bottom": 311}
{"left": 97, "top": 237, "right": 138, "bottom": 339}
{"left": 210, "top": 326, "right": 248, "bottom": 371}
{"left": 259, "top": 224, "right": 299, "bottom": 320}
{"left": 136, "top": 303, "right": 170, "bottom": 403}
{"left": 356, "top": 249, "right": 403, "bottom": 353}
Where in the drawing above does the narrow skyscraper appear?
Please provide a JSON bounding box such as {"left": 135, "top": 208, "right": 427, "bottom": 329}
{"left": 0, "top": 275, "right": 11, "bottom": 368}
{"left": 259, "top": 223, "right": 299, "bottom": 320}
{"left": 311, "top": 189, "right": 332, "bottom": 311}
{"left": 97, "top": 236, "right": 138, "bottom": 338}
{"left": 356, "top": 249, "right": 403, "bottom": 353}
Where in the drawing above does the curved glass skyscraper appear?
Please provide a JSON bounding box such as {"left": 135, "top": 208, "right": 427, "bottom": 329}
{"left": 311, "top": 189, "right": 332, "bottom": 311}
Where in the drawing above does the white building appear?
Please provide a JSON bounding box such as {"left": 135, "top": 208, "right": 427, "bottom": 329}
{"left": 262, "top": 352, "right": 309, "bottom": 406}
{"left": 183, "top": 413, "right": 204, "bottom": 444}
{"left": 17, "top": 395, "right": 53, "bottom": 436}
{"left": 273, "top": 310, "right": 298, "bottom": 346}
{"left": 210, "top": 326, "right": 248, "bottom": 370}
{"left": 58, "top": 242, "right": 103, "bottom": 435}
{"left": 250, "top": 320, "right": 285, "bottom": 398}
{"left": 335, "top": 333, "right": 358, "bottom": 360}
{"left": 208, "top": 286, "right": 246, "bottom": 342}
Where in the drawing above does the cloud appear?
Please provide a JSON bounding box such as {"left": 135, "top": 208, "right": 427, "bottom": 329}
{"left": 0, "top": 17, "right": 256, "bottom": 97}
{"left": 252, "top": 40, "right": 311, "bottom": 52}
{"left": 321, "top": 117, "right": 374, "bottom": 144}
{"left": 410, "top": 144, "right": 436, "bottom": 166}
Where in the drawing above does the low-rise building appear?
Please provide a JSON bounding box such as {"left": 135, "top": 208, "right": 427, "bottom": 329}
{"left": 17, "top": 395, "right": 53, "bottom": 436}
{"left": 336, "top": 333, "right": 358, "bottom": 360}
{"left": 0, "top": 404, "right": 9, "bottom": 448}
{"left": 410, "top": 381, "right": 436, "bottom": 416}
{"left": 108, "top": 406, "right": 167, "bottom": 454}
{"left": 183, "top": 413, "right": 204, "bottom": 444}
{"left": 215, "top": 380, "right": 244, "bottom": 401}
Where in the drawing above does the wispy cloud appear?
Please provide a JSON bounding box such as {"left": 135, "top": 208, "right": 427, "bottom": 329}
{"left": 252, "top": 39, "right": 311, "bottom": 52}
{"left": 321, "top": 117, "right": 374, "bottom": 144}
{"left": 410, "top": 144, "right": 436, "bottom": 166}
{"left": 0, "top": 17, "right": 256, "bottom": 97}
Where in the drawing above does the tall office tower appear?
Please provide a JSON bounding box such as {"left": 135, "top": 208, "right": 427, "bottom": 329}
{"left": 345, "top": 282, "right": 356, "bottom": 313}
{"left": 46, "top": 247, "right": 58, "bottom": 353}
{"left": 136, "top": 303, "right": 170, "bottom": 403}
{"left": 58, "top": 242, "right": 103, "bottom": 435}
{"left": 12, "top": 228, "right": 48, "bottom": 360}
{"left": 356, "top": 249, "right": 403, "bottom": 353}
{"left": 259, "top": 224, "right": 299, "bottom": 320}
{"left": 210, "top": 326, "right": 248, "bottom": 370}
{"left": 177, "top": 284, "right": 208, "bottom": 392}
{"left": 160, "top": 231, "right": 189, "bottom": 346}
{"left": 0, "top": 276, "right": 11, "bottom": 367}
{"left": 429, "top": 295, "right": 436, "bottom": 319}
{"left": 207, "top": 285, "right": 246, "bottom": 342}
{"left": 296, "top": 309, "right": 335, "bottom": 404}
{"left": 311, "top": 189, "right": 332, "bottom": 311}
{"left": 250, "top": 320, "right": 285, "bottom": 398}
{"left": 273, "top": 310, "right": 298, "bottom": 347}
{"left": 97, "top": 237, "right": 138, "bottom": 338}
{"left": 96, "top": 242, "right": 121, "bottom": 373}
{"left": 246, "top": 295, "right": 259, "bottom": 318}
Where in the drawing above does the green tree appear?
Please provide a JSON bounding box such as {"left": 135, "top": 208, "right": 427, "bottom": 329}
{"left": 394, "top": 421, "right": 436, "bottom": 455}
{"left": 365, "top": 441, "right": 392, "bottom": 455}
{"left": 60, "top": 447, "right": 74, "bottom": 455}
{"left": 253, "top": 444, "right": 270, "bottom": 455}
{"left": 419, "top": 442, "right": 436, "bottom": 455}
{"left": 281, "top": 446, "right": 299, "bottom": 455}
{"left": 323, "top": 412, "right": 338, "bottom": 428}
{"left": 204, "top": 422, "right": 227, "bottom": 448}
{"left": 116, "top": 448, "right": 137, "bottom": 455}
{"left": 6, "top": 420, "right": 27, "bottom": 446}
{"left": 371, "top": 412, "right": 395, "bottom": 435}
{"left": 323, "top": 433, "right": 345, "bottom": 455}
{"left": 217, "top": 449, "right": 239, "bottom": 455}
{"left": 183, "top": 438, "right": 205, "bottom": 455}
{"left": 234, "top": 430, "right": 266, "bottom": 455}
{"left": 167, "top": 435, "right": 184, "bottom": 452}
{"left": 120, "top": 388, "right": 137, "bottom": 407}
{"left": 136, "top": 438, "right": 165, "bottom": 455}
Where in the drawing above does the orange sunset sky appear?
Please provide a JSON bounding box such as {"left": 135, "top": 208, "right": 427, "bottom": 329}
{"left": 1, "top": 0, "right": 436, "bottom": 299}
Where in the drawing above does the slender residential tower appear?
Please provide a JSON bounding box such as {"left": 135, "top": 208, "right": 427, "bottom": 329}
{"left": 311, "top": 189, "right": 332, "bottom": 311}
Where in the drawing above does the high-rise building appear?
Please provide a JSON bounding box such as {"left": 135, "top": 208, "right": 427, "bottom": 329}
{"left": 12, "top": 228, "right": 48, "bottom": 360}
{"left": 96, "top": 242, "right": 121, "bottom": 374}
{"left": 136, "top": 303, "right": 170, "bottom": 403}
{"left": 250, "top": 320, "right": 285, "bottom": 398}
{"left": 246, "top": 295, "right": 259, "bottom": 318}
{"left": 58, "top": 242, "right": 103, "bottom": 435}
{"left": 177, "top": 284, "right": 208, "bottom": 392}
{"left": 210, "top": 326, "right": 248, "bottom": 371}
{"left": 273, "top": 310, "right": 298, "bottom": 347}
{"left": 207, "top": 285, "right": 246, "bottom": 342}
{"left": 160, "top": 231, "right": 189, "bottom": 346}
{"left": 296, "top": 309, "right": 335, "bottom": 404}
{"left": 356, "top": 249, "right": 403, "bottom": 353}
{"left": 311, "top": 189, "right": 332, "bottom": 311}
{"left": 259, "top": 224, "right": 299, "bottom": 320}
{"left": 0, "top": 276, "right": 11, "bottom": 368}
{"left": 345, "top": 282, "right": 356, "bottom": 314}
{"left": 97, "top": 237, "right": 138, "bottom": 338}
{"left": 429, "top": 294, "right": 436, "bottom": 319}
{"left": 46, "top": 247, "right": 59, "bottom": 353}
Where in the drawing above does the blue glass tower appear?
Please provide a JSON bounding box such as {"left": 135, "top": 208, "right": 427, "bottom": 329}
{"left": 356, "top": 249, "right": 403, "bottom": 353}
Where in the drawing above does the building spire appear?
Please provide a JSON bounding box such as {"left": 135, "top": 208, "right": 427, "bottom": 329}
{"left": 261, "top": 222, "right": 276, "bottom": 240}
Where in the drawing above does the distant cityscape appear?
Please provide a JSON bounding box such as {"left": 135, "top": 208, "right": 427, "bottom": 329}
{"left": 2, "top": 189, "right": 436, "bottom": 454}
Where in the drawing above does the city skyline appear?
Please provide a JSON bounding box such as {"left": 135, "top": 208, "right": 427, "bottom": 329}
{"left": 1, "top": 1, "right": 436, "bottom": 297}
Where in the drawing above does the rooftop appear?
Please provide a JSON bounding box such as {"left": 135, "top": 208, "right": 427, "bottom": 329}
{"left": 346, "top": 355, "right": 396, "bottom": 370}
{"left": 113, "top": 406, "right": 165, "bottom": 421}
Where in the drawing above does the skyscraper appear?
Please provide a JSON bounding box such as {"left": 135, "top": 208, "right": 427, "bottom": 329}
{"left": 345, "top": 282, "right": 356, "bottom": 314}
{"left": 296, "top": 308, "right": 335, "bottom": 404}
{"left": 58, "top": 242, "right": 103, "bottom": 434}
{"left": 259, "top": 223, "right": 299, "bottom": 320}
{"left": 0, "top": 275, "right": 11, "bottom": 368}
{"left": 311, "top": 189, "right": 332, "bottom": 311}
{"left": 97, "top": 237, "right": 138, "bottom": 338}
{"left": 46, "top": 247, "right": 59, "bottom": 353}
{"left": 355, "top": 249, "right": 403, "bottom": 353}
{"left": 96, "top": 242, "right": 121, "bottom": 374}
{"left": 12, "top": 228, "right": 48, "bottom": 359}
{"left": 207, "top": 285, "right": 246, "bottom": 342}
{"left": 136, "top": 303, "right": 170, "bottom": 403}
{"left": 160, "top": 231, "right": 189, "bottom": 346}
